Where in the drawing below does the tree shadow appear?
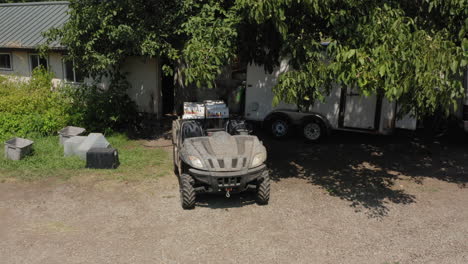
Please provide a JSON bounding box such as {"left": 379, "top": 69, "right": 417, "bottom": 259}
{"left": 126, "top": 114, "right": 175, "bottom": 140}
{"left": 261, "top": 128, "right": 468, "bottom": 218}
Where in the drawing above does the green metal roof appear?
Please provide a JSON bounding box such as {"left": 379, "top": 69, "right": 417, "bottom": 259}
{"left": 0, "top": 1, "right": 69, "bottom": 50}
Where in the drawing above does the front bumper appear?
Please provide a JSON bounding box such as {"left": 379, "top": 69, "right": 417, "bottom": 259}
{"left": 188, "top": 164, "right": 267, "bottom": 192}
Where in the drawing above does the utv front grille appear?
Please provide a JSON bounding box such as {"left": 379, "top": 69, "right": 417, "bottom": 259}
{"left": 231, "top": 158, "right": 238, "bottom": 168}
{"left": 217, "top": 177, "right": 241, "bottom": 187}
{"left": 217, "top": 159, "right": 225, "bottom": 168}
{"left": 208, "top": 159, "right": 214, "bottom": 168}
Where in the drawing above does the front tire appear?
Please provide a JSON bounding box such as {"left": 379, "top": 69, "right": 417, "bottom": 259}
{"left": 172, "top": 146, "right": 179, "bottom": 175}
{"left": 172, "top": 120, "right": 180, "bottom": 144}
{"left": 180, "top": 174, "right": 196, "bottom": 209}
{"left": 256, "top": 172, "right": 270, "bottom": 205}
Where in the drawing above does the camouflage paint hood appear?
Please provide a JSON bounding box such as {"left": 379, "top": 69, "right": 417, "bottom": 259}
{"left": 182, "top": 131, "right": 266, "bottom": 172}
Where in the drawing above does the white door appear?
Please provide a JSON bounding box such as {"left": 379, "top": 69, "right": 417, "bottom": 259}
{"left": 343, "top": 87, "right": 377, "bottom": 130}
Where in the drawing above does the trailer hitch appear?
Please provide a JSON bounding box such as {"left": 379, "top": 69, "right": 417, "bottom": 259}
{"left": 225, "top": 188, "right": 233, "bottom": 198}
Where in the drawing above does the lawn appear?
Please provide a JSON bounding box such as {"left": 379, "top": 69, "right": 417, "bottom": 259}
{"left": 0, "top": 134, "right": 172, "bottom": 181}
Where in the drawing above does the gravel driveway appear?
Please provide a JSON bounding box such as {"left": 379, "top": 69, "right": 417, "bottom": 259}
{"left": 1, "top": 131, "right": 467, "bottom": 264}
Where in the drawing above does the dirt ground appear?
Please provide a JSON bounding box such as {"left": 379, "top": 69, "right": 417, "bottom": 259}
{"left": 1, "top": 130, "right": 467, "bottom": 264}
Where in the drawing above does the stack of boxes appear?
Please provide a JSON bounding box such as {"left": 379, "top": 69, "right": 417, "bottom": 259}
{"left": 183, "top": 100, "right": 229, "bottom": 120}
{"left": 182, "top": 102, "right": 206, "bottom": 119}
{"left": 205, "top": 100, "right": 229, "bottom": 119}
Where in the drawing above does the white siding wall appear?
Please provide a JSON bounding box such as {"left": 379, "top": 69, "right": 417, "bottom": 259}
{"left": 49, "top": 52, "right": 65, "bottom": 84}
{"left": 0, "top": 50, "right": 88, "bottom": 86}
{"left": 121, "top": 56, "right": 161, "bottom": 116}
{"left": 0, "top": 51, "right": 28, "bottom": 77}
{"left": 0, "top": 50, "right": 64, "bottom": 85}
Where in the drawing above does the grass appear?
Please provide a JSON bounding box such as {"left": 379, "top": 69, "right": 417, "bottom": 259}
{"left": 0, "top": 134, "right": 172, "bottom": 181}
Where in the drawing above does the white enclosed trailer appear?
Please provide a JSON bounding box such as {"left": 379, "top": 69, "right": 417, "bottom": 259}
{"left": 244, "top": 60, "right": 418, "bottom": 140}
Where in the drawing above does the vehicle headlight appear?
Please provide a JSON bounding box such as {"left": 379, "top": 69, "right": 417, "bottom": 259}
{"left": 251, "top": 152, "right": 266, "bottom": 168}
{"left": 188, "top": 156, "right": 204, "bottom": 169}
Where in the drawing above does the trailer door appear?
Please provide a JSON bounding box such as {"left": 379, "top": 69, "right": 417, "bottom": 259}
{"left": 244, "top": 62, "right": 296, "bottom": 121}
{"left": 342, "top": 87, "right": 378, "bottom": 130}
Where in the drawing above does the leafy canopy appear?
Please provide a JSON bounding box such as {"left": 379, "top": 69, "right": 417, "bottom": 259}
{"left": 49, "top": 0, "right": 468, "bottom": 116}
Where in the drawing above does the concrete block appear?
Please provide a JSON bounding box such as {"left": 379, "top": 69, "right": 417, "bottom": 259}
{"left": 63, "top": 136, "right": 87, "bottom": 157}
{"left": 76, "top": 133, "right": 110, "bottom": 160}
{"left": 4, "top": 137, "right": 34, "bottom": 161}
{"left": 58, "top": 126, "right": 86, "bottom": 145}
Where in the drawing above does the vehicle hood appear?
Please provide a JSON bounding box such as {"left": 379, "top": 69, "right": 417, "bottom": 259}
{"left": 182, "top": 131, "right": 266, "bottom": 171}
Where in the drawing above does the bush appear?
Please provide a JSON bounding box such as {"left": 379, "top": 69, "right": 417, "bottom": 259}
{"left": 64, "top": 74, "right": 139, "bottom": 134}
{"left": 0, "top": 68, "right": 139, "bottom": 140}
{"left": 0, "top": 68, "right": 73, "bottom": 140}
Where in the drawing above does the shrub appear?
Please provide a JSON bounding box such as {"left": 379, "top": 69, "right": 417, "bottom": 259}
{"left": 0, "top": 68, "right": 73, "bottom": 140}
{"left": 64, "top": 75, "right": 139, "bottom": 134}
{"left": 0, "top": 68, "right": 139, "bottom": 141}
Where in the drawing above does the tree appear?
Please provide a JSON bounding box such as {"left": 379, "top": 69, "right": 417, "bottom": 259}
{"left": 264, "top": 1, "right": 468, "bottom": 116}
{"left": 0, "top": 0, "right": 59, "bottom": 3}
{"left": 48, "top": 0, "right": 467, "bottom": 116}
{"left": 46, "top": 0, "right": 186, "bottom": 79}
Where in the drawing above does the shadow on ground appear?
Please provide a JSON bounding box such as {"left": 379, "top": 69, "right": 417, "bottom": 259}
{"left": 261, "top": 128, "right": 468, "bottom": 218}
{"left": 145, "top": 118, "right": 467, "bottom": 216}
{"left": 196, "top": 192, "right": 257, "bottom": 209}
{"left": 127, "top": 115, "right": 175, "bottom": 140}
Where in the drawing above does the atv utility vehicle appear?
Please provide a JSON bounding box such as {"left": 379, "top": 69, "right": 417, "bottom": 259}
{"left": 172, "top": 119, "right": 270, "bottom": 209}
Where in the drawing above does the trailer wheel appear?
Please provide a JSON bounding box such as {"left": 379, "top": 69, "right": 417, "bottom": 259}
{"left": 255, "top": 172, "right": 270, "bottom": 205}
{"left": 302, "top": 120, "right": 324, "bottom": 141}
{"left": 180, "top": 174, "right": 196, "bottom": 209}
{"left": 269, "top": 117, "right": 290, "bottom": 138}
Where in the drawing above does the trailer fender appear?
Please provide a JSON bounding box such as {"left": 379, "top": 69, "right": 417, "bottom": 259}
{"left": 264, "top": 111, "right": 293, "bottom": 124}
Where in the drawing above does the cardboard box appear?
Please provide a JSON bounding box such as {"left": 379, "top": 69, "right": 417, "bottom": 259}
{"left": 183, "top": 102, "right": 205, "bottom": 119}
{"left": 205, "top": 101, "right": 229, "bottom": 119}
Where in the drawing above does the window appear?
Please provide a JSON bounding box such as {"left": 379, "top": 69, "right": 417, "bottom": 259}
{"left": 0, "top": 53, "right": 12, "bottom": 70}
{"left": 29, "top": 54, "right": 48, "bottom": 72}
{"left": 63, "top": 59, "right": 85, "bottom": 83}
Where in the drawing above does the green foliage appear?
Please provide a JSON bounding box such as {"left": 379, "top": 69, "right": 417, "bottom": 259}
{"left": 45, "top": 0, "right": 185, "bottom": 79}
{"left": 0, "top": 0, "right": 58, "bottom": 3}
{"left": 64, "top": 75, "right": 139, "bottom": 134}
{"left": 0, "top": 68, "right": 138, "bottom": 140}
{"left": 245, "top": 1, "right": 468, "bottom": 117}
{"left": 180, "top": 2, "right": 240, "bottom": 88}
{"left": 48, "top": 0, "right": 468, "bottom": 116}
{"left": 0, "top": 68, "right": 74, "bottom": 140}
